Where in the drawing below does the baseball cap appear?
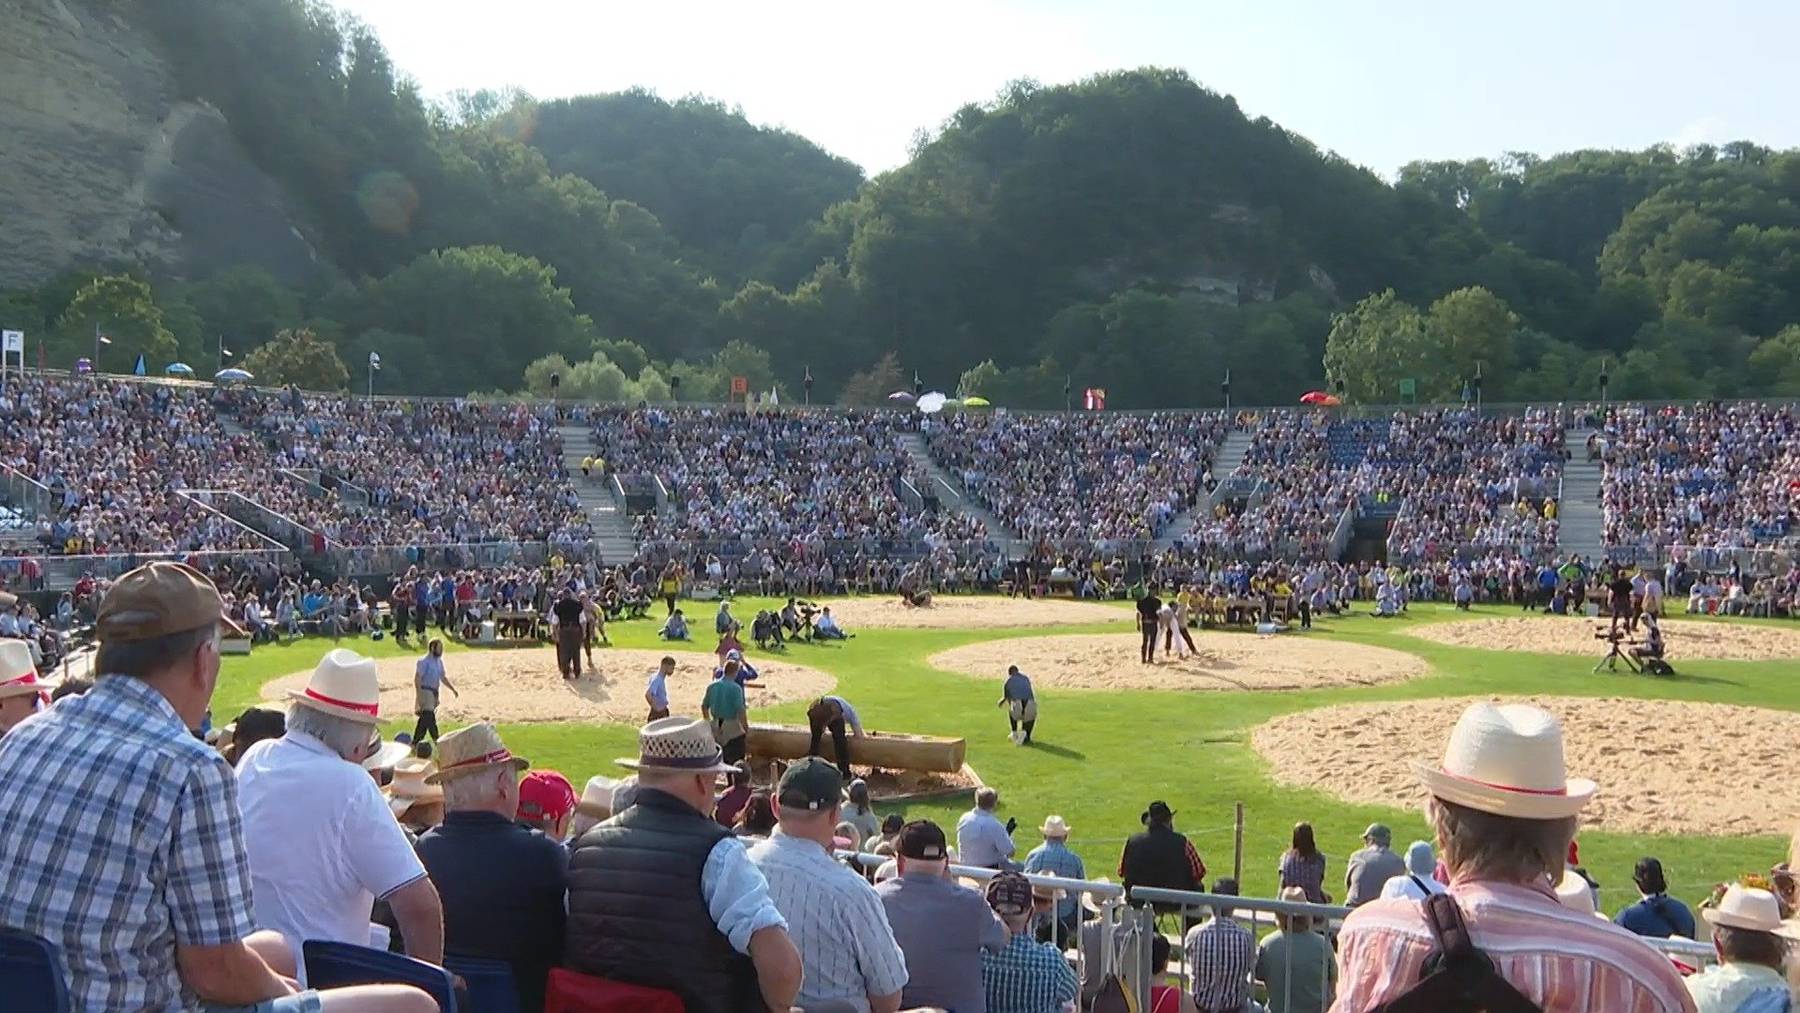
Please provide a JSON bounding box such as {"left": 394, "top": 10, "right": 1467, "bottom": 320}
{"left": 897, "top": 820, "right": 947, "bottom": 860}
{"left": 985, "top": 871, "right": 1034, "bottom": 917}
{"left": 1362, "top": 823, "right": 1392, "bottom": 845}
{"left": 517, "top": 770, "right": 578, "bottom": 822}
{"left": 777, "top": 757, "right": 844, "bottom": 811}
{"left": 98, "top": 561, "right": 241, "bottom": 642}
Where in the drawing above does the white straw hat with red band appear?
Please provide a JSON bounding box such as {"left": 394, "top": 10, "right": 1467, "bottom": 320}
{"left": 0, "top": 641, "right": 46, "bottom": 706}
{"left": 426, "top": 722, "right": 529, "bottom": 784}
{"left": 1411, "top": 701, "right": 1596, "bottom": 820}
{"left": 287, "top": 649, "right": 383, "bottom": 725}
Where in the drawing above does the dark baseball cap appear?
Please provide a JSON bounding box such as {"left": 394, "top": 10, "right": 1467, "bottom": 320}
{"left": 777, "top": 757, "right": 843, "bottom": 811}
{"left": 985, "top": 871, "right": 1034, "bottom": 916}
{"left": 98, "top": 562, "right": 242, "bottom": 642}
{"left": 897, "top": 820, "right": 947, "bottom": 860}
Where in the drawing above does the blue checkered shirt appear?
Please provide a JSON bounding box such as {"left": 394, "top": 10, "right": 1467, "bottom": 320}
{"left": 0, "top": 675, "right": 256, "bottom": 1012}
{"left": 982, "top": 930, "right": 1078, "bottom": 1013}
{"left": 1023, "top": 839, "right": 1086, "bottom": 923}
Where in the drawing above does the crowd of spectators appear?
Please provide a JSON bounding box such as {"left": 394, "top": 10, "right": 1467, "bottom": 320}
{"left": 925, "top": 411, "right": 1228, "bottom": 549}
{"left": 235, "top": 390, "right": 592, "bottom": 551}
{"left": 1595, "top": 402, "right": 1799, "bottom": 553}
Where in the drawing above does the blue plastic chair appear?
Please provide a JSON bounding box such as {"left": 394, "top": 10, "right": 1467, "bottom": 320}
{"left": 443, "top": 954, "right": 521, "bottom": 1013}
{"left": 302, "top": 939, "right": 456, "bottom": 1012}
{"left": 0, "top": 928, "right": 72, "bottom": 1013}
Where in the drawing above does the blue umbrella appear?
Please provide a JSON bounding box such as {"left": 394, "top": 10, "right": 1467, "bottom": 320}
{"left": 165, "top": 362, "right": 195, "bottom": 376}
{"left": 214, "top": 368, "right": 254, "bottom": 384}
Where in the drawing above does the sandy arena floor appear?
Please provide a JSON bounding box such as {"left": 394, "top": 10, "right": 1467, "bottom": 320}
{"left": 261, "top": 648, "right": 836, "bottom": 726}
{"left": 1253, "top": 695, "right": 1800, "bottom": 836}
{"left": 822, "top": 596, "right": 1129, "bottom": 630}
{"left": 1401, "top": 615, "right": 1800, "bottom": 661}
{"left": 929, "top": 631, "right": 1430, "bottom": 692}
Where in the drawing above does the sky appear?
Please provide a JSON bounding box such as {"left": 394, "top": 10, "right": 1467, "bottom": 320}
{"left": 329, "top": 0, "right": 1800, "bottom": 179}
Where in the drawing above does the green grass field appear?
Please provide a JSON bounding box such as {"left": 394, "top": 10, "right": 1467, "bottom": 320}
{"left": 213, "top": 598, "right": 1794, "bottom": 917}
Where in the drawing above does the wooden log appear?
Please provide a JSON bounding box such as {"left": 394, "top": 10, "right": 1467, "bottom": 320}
{"left": 746, "top": 722, "right": 967, "bottom": 773}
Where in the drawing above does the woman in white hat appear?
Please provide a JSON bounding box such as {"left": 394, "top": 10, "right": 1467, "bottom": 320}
{"left": 1685, "top": 883, "right": 1800, "bottom": 1012}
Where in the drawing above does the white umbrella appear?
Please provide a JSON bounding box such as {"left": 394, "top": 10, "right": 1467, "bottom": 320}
{"left": 917, "top": 391, "right": 948, "bottom": 414}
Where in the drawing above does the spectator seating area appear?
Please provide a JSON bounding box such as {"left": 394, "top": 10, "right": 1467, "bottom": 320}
{"left": 1596, "top": 402, "right": 1799, "bottom": 553}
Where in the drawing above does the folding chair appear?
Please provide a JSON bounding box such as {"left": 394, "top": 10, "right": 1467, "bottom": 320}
{"left": 302, "top": 939, "right": 456, "bottom": 1012}
{"left": 0, "top": 928, "right": 71, "bottom": 1013}
{"left": 442, "top": 954, "right": 520, "bottom": 1013}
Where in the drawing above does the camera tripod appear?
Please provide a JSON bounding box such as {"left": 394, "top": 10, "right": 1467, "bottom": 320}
{"left": 1593, "top": 635, "right": 1641, "bottom": 674}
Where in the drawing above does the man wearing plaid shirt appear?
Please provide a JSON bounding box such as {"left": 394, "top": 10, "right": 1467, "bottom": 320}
{"left": 1022, "top": 814, "right": 1085, "bottom": 939}
{"left": 1184, "top": 877, "right": 1263, "bottom": 1013}
{"left": 981, "top": 870, "right": 1078, "bottom": 1013}
{"left": 0, "top": 562, "right": 433, "bottom": 1013}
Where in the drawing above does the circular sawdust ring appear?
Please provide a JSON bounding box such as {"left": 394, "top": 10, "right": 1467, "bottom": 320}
{"left": 260, "top": 647, "right": 835, "bottom": 726}
{"left": 1401, "top": 615, "right": 1800, "bottom": 661}
{"left": 820, "top": 595, "right": 1128, "bottom": 630}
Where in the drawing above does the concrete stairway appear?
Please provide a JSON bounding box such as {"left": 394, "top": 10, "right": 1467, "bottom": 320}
{"left": 1557, "top": 457, "right": 1607, "bottom": 563}
{"left": 557, "top": 425, "right": 638, "bottom": 564}
{"left": 897, "top": 432, "right": 1024, "bottom": 553}
{"left": 1155, "top": 427, "right": 1256, "bottom": 550}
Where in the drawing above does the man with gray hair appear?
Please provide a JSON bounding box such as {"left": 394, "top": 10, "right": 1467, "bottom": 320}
{"left": 237, "top": 648, "right": 445, "bottom": 962}
{"left": 1184, "top": 876, "right": 1261, "bottom": 1013}
{"left": 1343, "top": 823, "right": 1405, "bottom": 908}
{"left": 749, "top": 756, "right": 908, "bottom": 1012}
{"left": 957, "top": 786, "right": 1018, "bottom": 870}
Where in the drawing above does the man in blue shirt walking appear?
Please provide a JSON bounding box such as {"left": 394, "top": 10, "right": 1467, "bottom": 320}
{"left": 998, "top": 665, "right": 1038, "bottom": 745}
{"left": 412, "top": 638, "right": 458, "bottom": 743}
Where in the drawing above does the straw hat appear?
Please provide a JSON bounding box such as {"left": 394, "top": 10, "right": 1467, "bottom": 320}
{"left": 1703, "top": 885, "right": 1800, "bottom": 940}
{"left": 426, "top": 722, "right": 529, "bottom": 784}
{"left": 362, "top": 738, "right": 413, "bottom": 771}
{"left": 576, "top": 775, "right": 623, "bottom": 820}
{"left": 1082, "top": 876, "right": 1113, "bottom": 915}
{"left": 384, "top": 758, "right": 444, "bottom": 816}
{"left": 1553, "top": 870, "right": 1605, "bottom": 919}
{"left": 1412, "top": 702, "right": 1596, "bottom": 820}
{"left": 615, "top": 716, "right": 739, "bottom": 776}
{"left": 0, "top": 641, "right": 44, "bottom": 704}
{"left": 1040, "top": 815, "right": 1073, "bottom": 838}
{"left": 287, "top": 649, "right": 383, "bottom": 724}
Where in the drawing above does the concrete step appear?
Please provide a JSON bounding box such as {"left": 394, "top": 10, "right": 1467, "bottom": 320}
{"left": 899, "top": 431, "right": 1022, "bottom": 549}
{"left": 1156, "top": 428, "right": 1254, "bottom": 550}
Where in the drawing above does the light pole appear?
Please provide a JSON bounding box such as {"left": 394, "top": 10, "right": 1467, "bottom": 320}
{"left": 367, "top": 351, "right": 381, "bottom": 399}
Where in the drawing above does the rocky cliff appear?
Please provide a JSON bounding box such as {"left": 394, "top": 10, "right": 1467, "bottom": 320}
{"left": 0, "top": 0, "right": 321, "bottom": 287}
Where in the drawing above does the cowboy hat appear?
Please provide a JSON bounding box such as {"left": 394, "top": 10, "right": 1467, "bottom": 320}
{"left": 1040, "top": 815, "right": 1073, "bottom": 837}
{"left": 1412, "top": 702, "right": 1596, "bottom": 820}
{"left": 287, "top": 649, "right": 383, "bottom": 724}
{"left": 0, "top": 641, "right": 44, "bottom": 703}
{"left": 426, "top": 722, "right": 529, "bottom": 785}
{"left": 575, "top": 775, "right": 623, "bottom": 820}
{"left": 1554, "top": 870, "right": 1606, "bottom": 920}
{"left": 1082, "top": 876, "right": 1113, "bottom": 915}
{"left": 1704, "top": 884, "right": 1800, "bottom": 940}
{"left": 384, "top": 757, "right": 445, "bottom": 816}
{"left": 615, "top": 716, "right": 740, "bottom": 776}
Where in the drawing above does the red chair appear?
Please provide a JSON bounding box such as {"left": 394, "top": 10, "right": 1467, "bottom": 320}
{"left": 543, "top": 968, "right": 684, "bottom": 1013}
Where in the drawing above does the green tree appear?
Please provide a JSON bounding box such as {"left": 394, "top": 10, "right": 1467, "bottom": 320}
{"left": 957, "top": 360, "right": 1001, "bottom": 398}
{"left": 55, "top": 275, "right": 176, "bottom": 370}
{"left": 240, "top": 328, "right": 351, "bottom": 390}
{"left": 838, "top": 351, "right": 904, "bottom": 405}
{"left": 1745, "top": 326, "right": 1800, "bottom": 394}
{"left": 180, "top": 266, "right": 304, "bottom": 349}
{"left": 1426, "top": 286, "right": 1520, "bottom": 397}
{"left": 1321, "top": 290, "right": 1437, "bottom": 402}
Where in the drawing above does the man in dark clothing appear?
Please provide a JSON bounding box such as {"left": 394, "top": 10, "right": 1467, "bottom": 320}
{"left": 415, "top": 723, "right": 566, "bottom": 1012}
{"left": 552, "top": 590, "right": 584, "bottom": 680}
{"left": 1118, "top": 800, "right": 1206, "bottom": 916}
{"left": 1608, "top": 567, "right": 1636, "bottom": 634}
{"left": 566, "top": 717, "right": 801, "bottom": 1013}
{"left": 1135, "top": 587, "right": 1163, "bottom": 664}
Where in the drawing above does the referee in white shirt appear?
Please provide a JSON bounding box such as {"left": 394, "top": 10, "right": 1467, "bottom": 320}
{"left": 749, "top": 757, "right": 908, "bottom": 1012}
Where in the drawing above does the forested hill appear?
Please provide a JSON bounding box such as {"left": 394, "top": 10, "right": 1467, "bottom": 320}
{"left": 2, "top": 0, "right": 1796, "bottom": 404}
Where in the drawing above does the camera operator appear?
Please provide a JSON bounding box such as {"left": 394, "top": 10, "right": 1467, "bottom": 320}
{"left": 1631, "top": 614, "right": 1666, "bottom": 665}
{"left": 781, "top": 597, "right": 817, "bottom": 643}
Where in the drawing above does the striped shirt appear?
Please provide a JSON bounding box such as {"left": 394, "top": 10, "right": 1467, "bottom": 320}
{"left": 982, "top": 930, "right": 1078, "bottom": 1013}
{"left": 0, "top": 675, "right": 256, "bottom": 1012}
{"left": 748, "top": 829, "right": 908, "bottom": 1012}
{"left": 1185, "top": 916, "right": 1256, "bottom": 1012}
{"left": 1331, "top": 878, "right": 1697, "bottom": 1013}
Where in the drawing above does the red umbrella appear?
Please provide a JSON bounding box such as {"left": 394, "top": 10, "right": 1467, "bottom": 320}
{"left": 1299, "top": 390, "right": 1341, "bottom": 406}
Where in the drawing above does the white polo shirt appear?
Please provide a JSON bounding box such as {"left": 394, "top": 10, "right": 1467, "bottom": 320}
{"left": 236, "top": 731, "right": 427, "bottom": 952}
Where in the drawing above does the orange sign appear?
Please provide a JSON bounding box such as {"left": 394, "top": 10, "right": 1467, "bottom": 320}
{"left": 730, "top": 375, "right": 748, "bottom": 396}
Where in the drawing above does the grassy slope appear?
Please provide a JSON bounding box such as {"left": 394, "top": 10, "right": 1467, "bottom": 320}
{"left": 212, "top": 598, "right": 1792, "bottom": 915}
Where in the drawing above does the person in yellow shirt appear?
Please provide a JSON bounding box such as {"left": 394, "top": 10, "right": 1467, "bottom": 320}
{"left": 580, "top": 455, "right": 594, "bottom": 479}
{"left": 1543, "top": 498, "right": 1558, "bottom": 520}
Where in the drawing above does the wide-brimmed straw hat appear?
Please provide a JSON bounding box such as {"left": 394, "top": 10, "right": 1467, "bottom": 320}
{"left": 362, "top": 737, "right": 413, "bottom": 771}
{"left": 426, "top": 722, "right": 529, "bottom": 785}
{"left": 576, "top": 775, "right": 623, "bottom": 820}
{"left": 1040, "top": 815, "right": 1073, "bottom": 837}
{"left": 0, "top": 641, "right": 45, "bottom": 704}
{"left": 615, "top": 716, "right": 740, "bottom": 776}
{"left": 1082, "top": 876, "right": 1113, "bottom": 915}
{"left": 287, "top": 649, "right": 383, "bottom": 724}
{"left": 1704, "top": 884, "right": 1800, "bottom": 940}
{"left": 1412, "top": 702, "right": 1596, "bottom": 820}
{"left": 384, "top": 758, "right": 444, "bottom": 816}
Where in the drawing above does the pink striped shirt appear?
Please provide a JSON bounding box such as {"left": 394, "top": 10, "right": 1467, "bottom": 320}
{"left": 1330, "top": 878, "right": 1695, "bottom": 1013}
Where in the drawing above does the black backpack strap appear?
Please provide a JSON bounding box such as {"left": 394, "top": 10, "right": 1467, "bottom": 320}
{"left": 1367, "top": 894, "right": 1542, "bottom": 1013}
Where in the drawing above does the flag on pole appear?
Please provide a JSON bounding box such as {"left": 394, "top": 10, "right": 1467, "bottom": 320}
{"left": 368, "top": 351, "right": 382, "bottom": 371}
{"left": 132, "top": 354, "right": 146, "bottom": 376}
{"left": 768, "top": 386, "right": 779, "bottom": 406}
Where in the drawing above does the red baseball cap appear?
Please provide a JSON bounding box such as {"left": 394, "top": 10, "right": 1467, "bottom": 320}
{"left": 517, "top": 770, "right": 577, "bottom": 822}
